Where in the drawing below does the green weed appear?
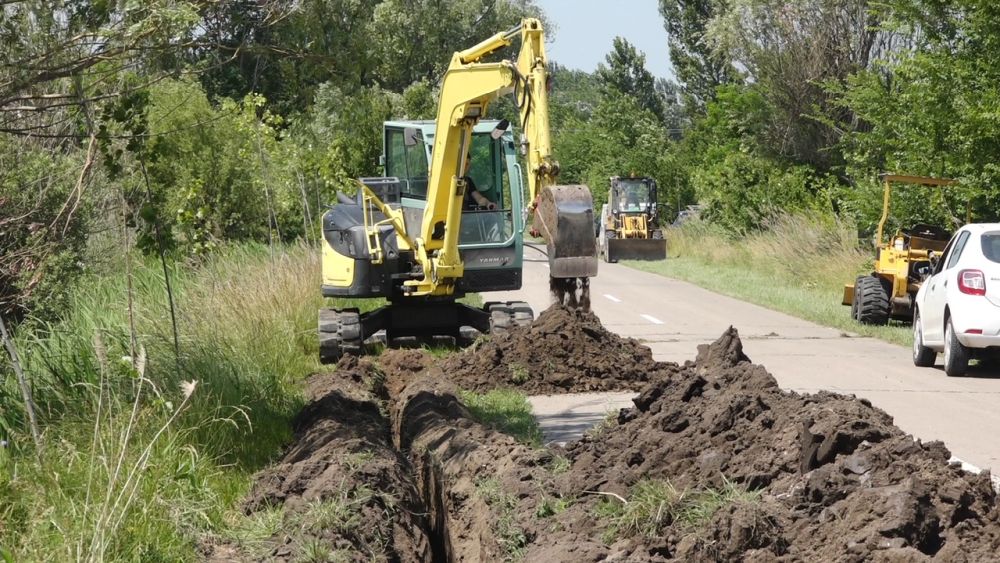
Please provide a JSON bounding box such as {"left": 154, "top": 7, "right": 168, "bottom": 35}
{"left": 459, "top": 389, "right": 543, "bottom": 446}
{"left": 508, "top": 363, "right": 530, "bottom": 384}
{"left": 584, "top": 410, "right": 619, "bottom": 439}
{"left": 476, "top": 477, "right": 527, "bottom": 561}
{"left": 535, "top": 494, "right": 573, "bottom": 518}
{"left": 548, "top": 454, "right": 571, "bottom": 475}
{"left": 596, "top": 478, "right": 760, "bottom": 544}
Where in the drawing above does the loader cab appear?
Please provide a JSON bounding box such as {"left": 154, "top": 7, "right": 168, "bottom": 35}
{"left": 383, "top": 119, "right": 526, "bottom": 291}
{"left": 611, "top": 177, "right": 657, "bottom": 217}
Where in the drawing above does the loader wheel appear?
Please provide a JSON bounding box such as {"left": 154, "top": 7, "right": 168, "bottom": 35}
{"left": 912, "top": 311, "right": 936, "bottom": 368}
{"left": 850, "top": 279, "right": 860, "bottom": 320}
{"left": 855, "top": 275, "right": 890, "bottom": 325}
{"left": 318, "top": 308, "right": 363, "bottom": 364}
{"left": 652, "top": 229, "right": 664, "bottom": 240}
{"left": 604, "top": 231, "right": 618, "bottom": 263}
{"left": 943, "top": 317, "right": 970, "bottom": 377}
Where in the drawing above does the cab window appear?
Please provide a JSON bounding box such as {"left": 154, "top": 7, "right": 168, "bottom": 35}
{"left": 385, "top": 128, "right": 429, "bottom": 198}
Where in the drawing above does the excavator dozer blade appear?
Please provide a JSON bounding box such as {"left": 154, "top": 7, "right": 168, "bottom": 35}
{"left": 534, "top": 184, "right": 599, "bottom": 278}
{"left": 606, "top": 238, "right": 667, "bottom": 262}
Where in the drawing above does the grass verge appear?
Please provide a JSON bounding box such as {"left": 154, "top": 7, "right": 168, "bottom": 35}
{"left": 629, "top": 213, "right": 912, "bottom": 347}
{"left": 0, "top": 243, "right": 374, "bottom": 561}
{"left": 459, "top": 388, "right": 543, "bottom": 446}
{"left": 595, "top": 478, "right": 760, "bottom": 543}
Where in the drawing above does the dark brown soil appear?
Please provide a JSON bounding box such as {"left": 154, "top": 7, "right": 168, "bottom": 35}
{"left": 203, "top": 356, "right": 435, "bottom": 562}
{"left": 440, "top": 305, "right": 673, "bottom": 393}
{"left": 212, "top": 308, "right": 1000, "bottom": 562}
{"left": 540, "top": 328, "right": 1000, "bottom": 561}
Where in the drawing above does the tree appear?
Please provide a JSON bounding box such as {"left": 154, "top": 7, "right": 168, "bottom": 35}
{"left": 659, "top": 0, "right": 740, "bottom": 111}
{"left": 596, "top": 37, "right": 666, "bottom": 122}
{"left": 706, "top": 0, "right": 892, "bottom": 171}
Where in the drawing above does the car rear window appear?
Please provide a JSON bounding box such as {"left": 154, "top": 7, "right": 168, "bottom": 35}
{"left": 981, "top": 232, "right": 1000, "bottom": 263}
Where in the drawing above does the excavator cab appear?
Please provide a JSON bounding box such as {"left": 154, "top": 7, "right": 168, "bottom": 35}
{"left": 383, "top": 119, "right": 526, "bottom": 292}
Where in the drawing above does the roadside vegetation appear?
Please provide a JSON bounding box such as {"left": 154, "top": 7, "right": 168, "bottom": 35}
{"left": 459, "top": 388, "right": 543, "bottom": 446}
{"left": 630, "top": 213, "right": 912, "bottom": 346}
{"left": 595, "top": 478, "right": 762, "bottom": 543}
{"left": 0, "top": 246, "right": 327, "bottom": 559}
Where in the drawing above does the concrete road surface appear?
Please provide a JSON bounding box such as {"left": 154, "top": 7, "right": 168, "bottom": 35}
{"left": 497, "top": 245, "right": 1000, "bottom": 477}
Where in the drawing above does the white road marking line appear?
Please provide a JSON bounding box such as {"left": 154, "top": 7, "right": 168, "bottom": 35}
{"left": 603, "top": 294, "right": 622, "bottom": 303}
{"left": 640, "top": 314, "right": 664, "bottom": 325}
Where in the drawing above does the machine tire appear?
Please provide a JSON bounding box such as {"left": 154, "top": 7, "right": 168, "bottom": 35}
{"left": 652, "top": 229, "right": 664, "bottom": 240}
{"left": 855, "top": 275, "right": 890, "bottom": 325}
{"left": 604, "top": 231, "right": 618, "bottom": 263}
{"left": 943, "top": 317, "right": 970, "bottom": 377}
{"left": 318, "top": 308, "right": 364, "bottom": 363}
{"left": 912, "top": 311, "right": 936, "bottom": 367}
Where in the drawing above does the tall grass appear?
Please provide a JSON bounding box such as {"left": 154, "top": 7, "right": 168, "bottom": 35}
{"left": 0, "top": 244, "right": 326, "bottom": 560}
{"left": 629, "top": 213, "right": 912, "bottom": 346}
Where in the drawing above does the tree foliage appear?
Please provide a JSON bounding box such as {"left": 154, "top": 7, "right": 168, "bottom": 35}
{"left": 658, "top": 0, "right": 740, "bottom": 110}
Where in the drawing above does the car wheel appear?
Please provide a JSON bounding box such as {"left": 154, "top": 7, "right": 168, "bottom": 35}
{"left": 912, "top": 311, "right": 936, "bottom": 367}
{"left": 943, "top": 317, "right": 970, "bottom": 377}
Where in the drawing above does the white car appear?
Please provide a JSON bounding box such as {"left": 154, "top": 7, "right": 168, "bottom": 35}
{"left": 913, "top": 223, "right": 1000, "bottom": 376}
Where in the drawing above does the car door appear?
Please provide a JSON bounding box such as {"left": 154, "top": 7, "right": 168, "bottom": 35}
{"left": 923, "top": 230, "right": 970, "bottom": 343}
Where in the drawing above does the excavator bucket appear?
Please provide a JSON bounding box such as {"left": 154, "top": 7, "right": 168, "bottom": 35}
{"left": 534, "top": 184, "right": 599, "bottom": 278}
{"left": 606, "top": 238, "right": 667, "bottom": 262}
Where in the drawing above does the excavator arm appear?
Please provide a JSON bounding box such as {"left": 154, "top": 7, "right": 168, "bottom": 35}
{"left": 377, "top": 18, "right": 597, "bottom": 304}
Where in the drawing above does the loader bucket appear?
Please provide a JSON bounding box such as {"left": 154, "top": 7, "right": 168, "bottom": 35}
{"left": 606, "top": 238, "right": 667, "bottom": 262}
{"left": 533, "top": 184, "right": 599, "bottom": 278}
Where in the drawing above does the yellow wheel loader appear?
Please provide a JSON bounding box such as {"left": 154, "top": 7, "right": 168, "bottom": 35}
{"left": 842, "top": 174, "right": 956, "bottom": 325}
{"left": 317, "top": 19, "right": 598, "bottom": 362}
{"left": 597, "top": 176, "right": 666, "bottom": 263}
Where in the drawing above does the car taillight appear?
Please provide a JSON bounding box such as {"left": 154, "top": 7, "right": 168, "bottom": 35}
{"left": 958, "top": 269, "right": 986, "bottom": 295}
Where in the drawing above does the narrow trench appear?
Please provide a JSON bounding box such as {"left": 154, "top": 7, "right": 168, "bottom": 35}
{"left": 374, "top": 398, "right": 452, "bottom": 563}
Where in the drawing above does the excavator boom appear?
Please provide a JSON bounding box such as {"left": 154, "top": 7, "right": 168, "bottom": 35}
{"left": 403, "top": 18, "right": 597, "bottom": 303}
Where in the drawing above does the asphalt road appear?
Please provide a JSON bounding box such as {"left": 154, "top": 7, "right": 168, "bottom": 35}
{"left": 495, "top": 245, "right": 1000, "bottom": 477}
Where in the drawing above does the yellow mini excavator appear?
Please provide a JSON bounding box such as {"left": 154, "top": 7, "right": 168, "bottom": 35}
{"left": 317, "top": 18, "right": 599, "bottom": 361}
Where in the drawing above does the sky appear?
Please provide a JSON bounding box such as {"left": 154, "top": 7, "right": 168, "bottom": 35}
{"left": 535, "top": 0, "right": 674, "bottom": 80}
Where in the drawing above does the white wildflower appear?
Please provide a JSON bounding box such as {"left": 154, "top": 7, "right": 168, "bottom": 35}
{"left": 180, "top": 380, "right": 198, "bottom": 400}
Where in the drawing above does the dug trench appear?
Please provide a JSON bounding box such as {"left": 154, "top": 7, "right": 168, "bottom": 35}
{"left": 208, "top": 305, "right": 1000, "bottom": 561}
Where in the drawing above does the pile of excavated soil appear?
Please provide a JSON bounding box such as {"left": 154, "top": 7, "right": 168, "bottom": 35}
{"left": 440, "top": 305, "right": 674, "bottom": 393}
{"left": 202, "top": 356, "right": 435, "bottom": 562}
{"left": 216, "top": 310, "right": 1000, "bottom": 561}
{"left": 542, "top": 328, "right": 1000, "bottom": 561}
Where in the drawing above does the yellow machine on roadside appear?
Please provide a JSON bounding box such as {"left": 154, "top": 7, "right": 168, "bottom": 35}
{"left": 317, "top": 18, "right": 598, "bottom": 361}
{"left": 842, "top": 174, "right": 956, "bottom": 325}
{"left": 597, "top": 176, "right": 666, "bottom": 262}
